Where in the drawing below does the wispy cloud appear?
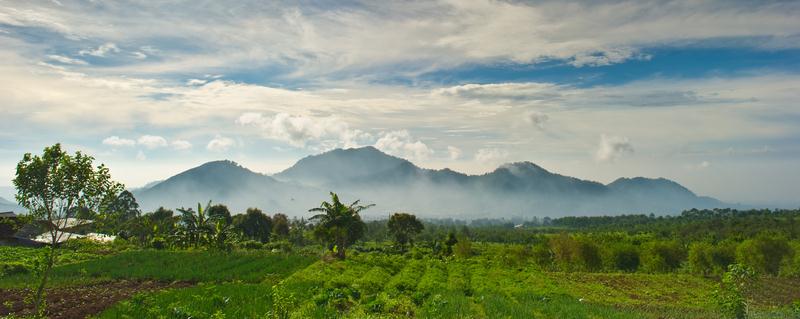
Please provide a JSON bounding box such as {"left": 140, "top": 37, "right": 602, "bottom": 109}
{"left": 137, "top": 135, "right": 168, "bottom": 149}
{"left": 79, "top": 42, "right": 120, "bottom": 57}
{"left": 102, "top": 136, "right": 135, "bottom": 147}
{"left": 46, "top": 54, "right": 87, "bottom": 65}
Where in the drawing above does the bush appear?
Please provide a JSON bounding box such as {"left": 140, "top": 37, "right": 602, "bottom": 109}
{"left": 641, "top": 241, "right": 686, "bottom": 273}
{"left": 736, "top": 234, "right": 793, "bottom": 276}
{"left": 238, "top": 240, "right": 264, "bottom": 250}
{"left": 0, "top": 262, "right": 31, "bottom": 277}
{"left": 712, "top": 241, "right": 737, "bottom": 274}
{"left": 688, "top": 242, "right": 714, "bottom": 276}
{"left": 265, "top": 240, "right": 293, "bottom": 253}
{"left": 549, "top": 233, "right": 579, "bottom": 271}
{"left": 531, "top": 243, "right": 553, "bottom": 270}
{"left": 608, "top": 244, "right": 640, "bottom": 272}
{"left": 577, "top": 240, "right": 602, "bottom": 271}
{"left": 453, "top": 236, "right": 472, "bottom": 258}
{"left": 151, "top": 237, "right": 167, "bottom": 250}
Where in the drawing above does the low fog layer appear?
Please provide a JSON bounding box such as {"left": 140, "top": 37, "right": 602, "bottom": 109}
{"left": 134, "top": 147, "right": 728, "bottom": 218}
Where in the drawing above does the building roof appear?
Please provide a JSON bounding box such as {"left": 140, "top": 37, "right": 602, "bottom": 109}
{"left": 50, "top": 218, "right": 93, "bottom": 230}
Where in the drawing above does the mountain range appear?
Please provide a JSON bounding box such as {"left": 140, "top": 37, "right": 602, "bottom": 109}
{"left": 133, "top": 146, "right": 727, "bottom": 218}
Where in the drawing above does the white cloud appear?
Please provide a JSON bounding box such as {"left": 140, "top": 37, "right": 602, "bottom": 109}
{"left": 374, "top": 130, "right": 433, "bottom": 161}
{"left": 700, "top": 160, "right": 711, "bottom": 168}
{"left": 595, "top": 135, "right": 634, "bottom": 162}
{"left": 137, "top": 135, "right": 168, "bottom": 149}
{"left": 131, "top": 52, "right": 147, "bottom": 59}
{"left": 447, "top": 146, "right": 462, "bottom": 160}
{"left": 206, "top": 135, "right": 235, "bottom": 152}
{"left": 475, "top": 148, "right": 509, "bottom": 163}
{"left": 102, "top": 136, "right": 135, "bottom": 147}
{"left": 237, "top": 112, "right": 371, "bottom": 148}
{"left": 4, "top": 1, "right": 797, "bottom": 78}
{"left": 524, "top": 111, "right": 549, "bottom": 129}
{"left": 135, "top": 150, "right": 146, "bottom": 161}
{"left": 171, "top": 140, "right": 192, "bottom": 150}
{"left": 79, "top": 42, "right": 120, "bottom": 57}
{"left": 186, "top": 79, "right": 207, "bottom": 86}
{"left": 46, "top": 54, "right": 88, "bottom": 65}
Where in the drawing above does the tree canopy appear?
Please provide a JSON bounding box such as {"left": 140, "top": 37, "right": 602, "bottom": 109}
{"left": 309, "top": 192, "right": 373, "bottom": 259}
{"left": 387, "top": 212, "right": 424, "bottom": 249}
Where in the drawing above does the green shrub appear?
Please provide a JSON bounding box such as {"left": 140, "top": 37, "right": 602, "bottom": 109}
{"left": 712, "top": 241, "right": 737, "bottom": 274}
{"left": 641, "top": 241, "right": 686, "bottom": 273}
{"left": 549, "top": 233, "right": 579, "bottom": 271}
{"left": 736, "top": 234, "right": 792, "bottom": 276}
{"left": 151, "top": 237, "right": 166, "bottom": 250}
{"left": 688, "top": 242, "right": 714, "bottom": 275}
{"left": 265, "top": 240, "right": 293, "bottom": 253}
{"left": 0, "top": 262, "right": 31, "bottom": 277}
{"left": 531, "top": 243, "right": 553, "bottom": 270}
{"left": 608, "top": 244, "right": 640, "bottom": 273}
{"left": 577, "top": 240, "right": 602, "bottom": 272}
{"left": 454, "top": 236, "right": 472, "bottom": 258}
{"left": 238, "top": 240, "right": 264, "bottom": 250}
{"left": 714, "top": 264, "right": 756, "bottom": 319}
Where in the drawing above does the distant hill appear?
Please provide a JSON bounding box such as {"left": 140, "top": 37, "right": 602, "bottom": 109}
{"left": 134, "top": 147, "right": 731, "bottom": 218}
{"left": 134, "top": 160, "right": 326, "bottom": 213}
{"left": 0, "top": 196, "right": 22, "bottom": 213}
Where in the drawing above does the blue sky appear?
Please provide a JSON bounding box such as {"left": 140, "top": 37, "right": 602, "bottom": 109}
{"left": 1, "top": 0, "right": 799, "bottom": 206}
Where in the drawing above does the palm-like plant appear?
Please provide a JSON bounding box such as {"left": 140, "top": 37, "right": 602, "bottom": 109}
{"left": 176, "top": 201, "right": 220, "bottom": 248}
{"left": 309, "top": 192, "right": 374, "bottom": 259}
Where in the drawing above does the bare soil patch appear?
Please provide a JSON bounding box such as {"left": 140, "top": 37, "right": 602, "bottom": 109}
{"left": 0, "top": 280, "right": 191, "bottom": 319}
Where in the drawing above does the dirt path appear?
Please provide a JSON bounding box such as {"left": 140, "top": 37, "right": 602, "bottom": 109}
{"left": 0, "top": 280, "right": 191, "bottom": 319}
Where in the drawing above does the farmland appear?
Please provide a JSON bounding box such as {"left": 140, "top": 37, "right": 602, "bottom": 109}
{"left": 1, "top": 240, "right": 798, "bottom": 318}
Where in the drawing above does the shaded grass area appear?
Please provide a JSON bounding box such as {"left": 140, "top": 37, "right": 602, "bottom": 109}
{"left": 0, "top": 250, "right": 315, "bottom": 288}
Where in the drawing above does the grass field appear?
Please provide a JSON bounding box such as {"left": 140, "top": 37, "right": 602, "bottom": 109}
{"left": 0, "top": 249, "right": 316, "bottom": 288}
{"left": 2, "top": 245, "right": 798, "bottom": 318}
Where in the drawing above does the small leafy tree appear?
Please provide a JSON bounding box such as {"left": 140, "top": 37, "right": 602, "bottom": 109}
{"left": 207, "top": 204, "right": 232, "bottom": 226}
{"left": 176, "top": 201, "right": 220, "bottom": 248}
{"left": 309, "top": 192, "right": 373, "bottom": 259}
{"left": 272, "top": 213, "right": 290, "bottom": 239}
{"left": 13, "top": 143, "right": 123, "bottom": 314}
{"left": 233, "top": 207, "right": 273, "bottom": 243}
{"left": 387, "top": 213, "right": 424, "bottom": 250}
{"left": 107, "top": 190, "right": 141, "bottom": 223}
{"left": 714, "top": 264, "right": 756, "bottom": 319}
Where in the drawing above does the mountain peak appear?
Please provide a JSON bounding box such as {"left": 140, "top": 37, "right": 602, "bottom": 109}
{"left": 499, "top": 161, "right": 549, "bottom": 173}
{"left": 275, "top": 146, "right": 414, "bottom": 186}
{"left": 608, "top": 177, "right": 695, "bottom": 196}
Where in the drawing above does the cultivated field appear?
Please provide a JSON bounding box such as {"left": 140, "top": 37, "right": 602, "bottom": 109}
{"left": 2, "top": 243, "right": 798, "bottom": 319}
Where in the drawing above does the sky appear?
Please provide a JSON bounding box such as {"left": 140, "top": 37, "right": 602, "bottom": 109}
{"left": 0, "top": 0, "right": 799, "bottom": 206}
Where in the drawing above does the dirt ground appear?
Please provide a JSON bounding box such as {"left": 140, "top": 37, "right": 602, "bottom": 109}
{"left": 0, "top": 280, "right": 191, "bottom": 319}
